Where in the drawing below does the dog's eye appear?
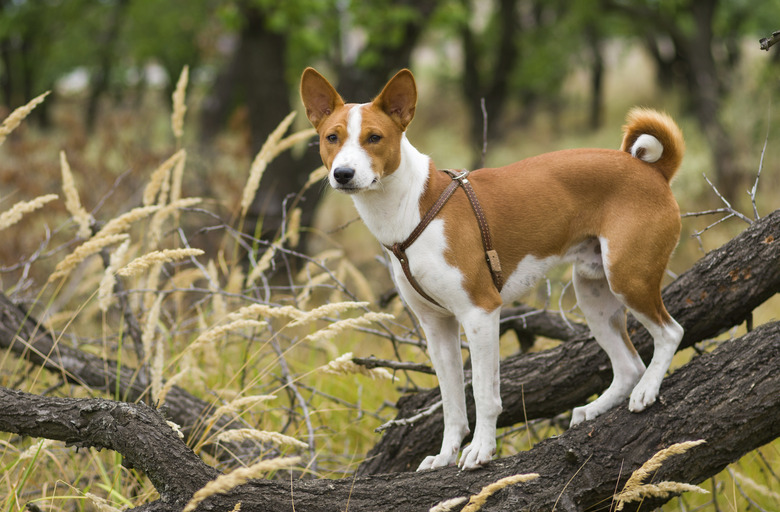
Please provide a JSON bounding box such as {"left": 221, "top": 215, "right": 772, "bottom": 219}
{"left": 326, "top": 134, "right": 338, "bottom": 143}
{"left": 368, "top": 134, "right": 382, "bottom": 143}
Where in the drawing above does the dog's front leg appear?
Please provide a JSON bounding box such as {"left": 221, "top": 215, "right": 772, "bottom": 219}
{"left": 416, "top": 314, "right": 469, "bottom": 471}
{"left": 459, "top": 307, "right": 503, "bottom": 470}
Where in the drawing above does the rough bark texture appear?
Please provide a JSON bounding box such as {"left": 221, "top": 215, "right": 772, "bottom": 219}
{"left": 2, "top": 321, "right": 777, "bottom": 511}
{"left": 357, "top": 209, "right": 780, "bottom": 475}
{"left": 0, "top": 292, "right": 262, "bottom": 462}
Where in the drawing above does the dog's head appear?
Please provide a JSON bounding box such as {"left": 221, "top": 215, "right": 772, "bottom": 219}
{"left": 300, "top": 68, "right": 417, "bottom": 193}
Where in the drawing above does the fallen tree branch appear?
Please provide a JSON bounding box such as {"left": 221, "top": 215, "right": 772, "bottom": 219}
{"left": 0, "top": 292, "right": 265, "bottom": 462}
{"left": 352, "top": 355, "right": 435, "bottom": 375}
{"left": 499, "top": 303, "right": 589, "bottom": 351}
{"left": 759, "top": 30, "right": 780, "bottom": 51}
{"left": 358, "top": 208, "right": 780, "bottom": 474}
{"left": 2, "top": 321, "right": 777, "bottom": 511}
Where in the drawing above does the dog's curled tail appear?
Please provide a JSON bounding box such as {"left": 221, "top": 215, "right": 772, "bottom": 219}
{"left": 621, "top": 107, "right": 685, "bottom": 182}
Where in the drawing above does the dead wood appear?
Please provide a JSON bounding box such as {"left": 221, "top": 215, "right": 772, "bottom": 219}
{"left": 0, "top": 292, "right": 264, "bottom": 462}
{"left": 1, "top": 320, "right": 777, "bottom": 511}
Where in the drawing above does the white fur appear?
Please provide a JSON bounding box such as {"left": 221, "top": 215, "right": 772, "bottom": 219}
{"left": 631, "top": 134, "right": 663, "bottom": 163}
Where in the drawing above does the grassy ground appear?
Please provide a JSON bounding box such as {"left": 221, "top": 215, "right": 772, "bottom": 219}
{"left": 1, "top": 48, "right": 779, "bottom": 511}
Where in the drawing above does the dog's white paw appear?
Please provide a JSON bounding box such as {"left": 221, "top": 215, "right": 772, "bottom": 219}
{"left": 417, "top": 452, "right": 457, "bottom": 471}
{"left": 569, "top": 405, "right": 587, "bottom": 427}
{"left": 629, "top": 380, "right": 659, "bottom": 412}
{"left": 569, "top": 402, "right": 605, "bottom": 427}
{"left": 458, "top": 437, "right": 495, "bottom": 470}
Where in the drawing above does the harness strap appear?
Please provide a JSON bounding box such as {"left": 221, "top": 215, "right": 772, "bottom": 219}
{"left": 386, "top": 169, "right": 503, "bottom": 308}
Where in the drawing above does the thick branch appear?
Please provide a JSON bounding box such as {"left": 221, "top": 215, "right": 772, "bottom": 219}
{"left": 0, "top": 387, "right": 217, "bottom": 507}
{"left": 358, "top": 209, "right": 780, "bottom": 474}
{"left": 2, "top": 321, "right": 777, "bottom": 511}
{"left": 0, "top": 292, "right": 260, "bottom": 461}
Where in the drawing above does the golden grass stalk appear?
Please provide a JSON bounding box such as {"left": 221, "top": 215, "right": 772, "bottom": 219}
{"left": 731, "top": 470, "right": 780, "bottom": 500}
{"left": 0, "top": 194, "right": 58, "bottom": 231}
{"left": 305, "top": 312, "right": 394, "bottom": 344}
{"left": 98, "top": 239, "right": 131, "bottom": 312}
{"left": 303, "top": 165, "right": 328, "bottom": 191}
{"left": 245, "top": 244, "right": 278, "bottom": 288}
{"left": 285, "top": 207, "right": 301, "bottom": 248}
{"left": 461, "top": 473, "right": 540, "bottom": 512}
{"left": 319, "top": 352, "right": 397, "bottom": 381}
{"left": 615, "top": 439, "right": 707, "bottom": 510}
{"left": 271, "top": 128, "right": 316, "bottom": 161}
{"left": 0, "top": 90, "right": 50, "bottom": 146}
{"left": 295, "top": 249, "right": 343, "bottom": 282}
{"left": 229, "top": 503, "right": 241, "bottom": 512}
{"left": 157, "top": 366, "right": 188, "bottom": 406}
{"left": 143, "top": 149, "right": 186, "bottom": 207}
{"left": 621, "top": 440, "right": 706, "bottom": 491}
{"left": 616, "top": 482, "right": 708, "bottom": 507}
{"left": 169, "top": 146, "right": 187, "bottom": 206}
{"left": 142, "top": 262, "right": 163, "bottom": 312}
{"left": 49, "top": 233, "right": 129, "bottom": 282}
{"left": 151, "top": 328, "right": 165, "bottom": 404}
{"left": 149, "top": 196, "right": 201, "bottom": 247}
{"left": 117, "top": 248, "right": 204, "bottom": 277}
{"left": 288, "top": 301, "right": 368, "bottom": 327}
{"left": 295, "top": 270, "right": 333, "bottom": 309}
{"left": 240, "top": 111, "right": 297, "bottom": 217}
{"left": 60, "top": 151, "right": 93, "bottom": 238}
{"left": 225, "top": 303, "right": 304, "bottom": 323}
{"left": 215, "top": 428, "right": 308, "bottom": 450}
{"left": 18, "top": 439, "right": 56, "bottom": 461}
{"left": 210, "top": 394, "right": 277, "bottom": 423}
{"left": 206, "top": 260, "right": 226, "bottom": 320}
{"left": 93, "top": 205, "right": 161, "bottom": 239}
{"left": 142, "top": 293, "right": 164, "bottom": 362}
{"left": 84, "top": 493, "right": 123, "bottom": 512}
{"left": 189, "top": 319, "right": 268, "bottom": 354}
{"left": 429, "top": 497, "right": 468, "bottom": 512}
{"left": 171, "top": 65, "right": 189, "bottom": 140}
{"left": 339, "top": 259, "right": 376, "bottom": 303}
{"left": 182, "top": 456, "right": 301, "bottom": 512}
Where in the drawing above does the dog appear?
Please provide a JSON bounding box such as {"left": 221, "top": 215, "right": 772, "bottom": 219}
{"left": 300, "top": 67, "right": 685, "bottom": 471}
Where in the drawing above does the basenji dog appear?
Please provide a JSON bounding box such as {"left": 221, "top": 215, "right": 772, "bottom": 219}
{"left": 300, "top": 67, "right": 685, "bottom": 471}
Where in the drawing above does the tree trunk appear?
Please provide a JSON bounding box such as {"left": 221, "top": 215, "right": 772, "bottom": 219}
{"left": 460, "top": 0, "right": 520, "bottom": 168}
{"left": 2, "top": 320, "right": 778, "bottom": 511}
{"left": 357, "top": 209, "right": 780, "bottom": 475}
{"left": 199, "top": 5, "right": 321, "bottom": 244}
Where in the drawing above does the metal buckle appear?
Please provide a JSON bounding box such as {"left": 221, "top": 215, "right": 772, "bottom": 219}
{"left": 451, "top": 169, "right": 469, "bottom": 181}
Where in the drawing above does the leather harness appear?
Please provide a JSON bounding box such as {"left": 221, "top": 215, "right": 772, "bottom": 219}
{"left": 385, "top": 169, "right": 504, "bottom": 308}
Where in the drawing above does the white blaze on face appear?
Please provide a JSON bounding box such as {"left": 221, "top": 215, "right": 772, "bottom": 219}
{"left": 329, "top": 105, "right": 377, "bottom": 190}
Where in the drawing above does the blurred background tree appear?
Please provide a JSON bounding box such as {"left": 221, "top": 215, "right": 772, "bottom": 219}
{"left": 1, "top": 0, "right": 778, "bottom": 240}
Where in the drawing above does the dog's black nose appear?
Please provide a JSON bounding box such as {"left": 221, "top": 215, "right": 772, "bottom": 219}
{"left": 333, "top": 167, "right": 355, "bottom": 185}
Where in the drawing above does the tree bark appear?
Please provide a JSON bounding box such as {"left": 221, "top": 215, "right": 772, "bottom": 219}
{"left": 0, "top": 292, "right": 265, "bottom": 462}
{"left": 2, "top": 320, "right": 777, "bottom": 511}
{"left": 357, "top": 209, "right": 780, "bottom": 475}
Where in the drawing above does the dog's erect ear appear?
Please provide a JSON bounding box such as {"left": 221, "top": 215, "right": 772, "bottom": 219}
{"left": 373, "top": 69, "right": 417, "bottom": 130}
{"left": 300, "top": 67, "right": 345, "bottom": 129}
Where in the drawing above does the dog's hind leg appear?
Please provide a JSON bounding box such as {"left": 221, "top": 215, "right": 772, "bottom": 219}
{"left": 626, "top": 309, "right": 683, "bottom": 413}
{"left": 570, "top": 269, "right": 647, "bottom": 426}
{"left": 416, "top": 314, "right": 469, "bottom": 471}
